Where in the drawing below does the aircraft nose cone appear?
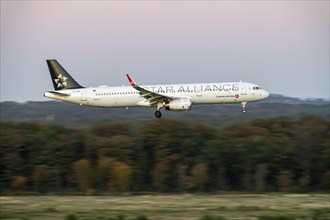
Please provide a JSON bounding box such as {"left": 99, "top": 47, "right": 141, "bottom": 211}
{"left": 264, "top": 91, "right": 270, "bottom": 99}
{"left": 259, "top": 90, "right": 269, "bottom": 100}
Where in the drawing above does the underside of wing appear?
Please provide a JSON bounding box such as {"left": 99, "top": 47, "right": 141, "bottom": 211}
{"left": 126, "top": 74, "right": 174, "bottom": 106}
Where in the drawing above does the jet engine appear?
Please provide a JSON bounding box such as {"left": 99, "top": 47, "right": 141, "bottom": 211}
{"left": 165, "top": 98, "right": 192, "bottom": 111}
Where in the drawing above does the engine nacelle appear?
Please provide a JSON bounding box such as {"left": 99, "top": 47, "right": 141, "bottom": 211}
{"left": 165, "top": 98, "right": 192, "bottom": 111}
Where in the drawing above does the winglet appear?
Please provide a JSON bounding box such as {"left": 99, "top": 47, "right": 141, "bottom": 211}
{"left": 126, "top": 74, "right": 137, "bottom": 87}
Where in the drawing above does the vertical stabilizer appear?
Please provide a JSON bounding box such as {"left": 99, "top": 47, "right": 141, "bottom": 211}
{"left": 47, "top": 59, "right": 83, "bottom": 90}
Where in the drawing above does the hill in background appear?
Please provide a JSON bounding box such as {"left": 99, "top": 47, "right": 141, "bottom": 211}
{"left": 1, "top": 94, "right": 328, "bottom": 127}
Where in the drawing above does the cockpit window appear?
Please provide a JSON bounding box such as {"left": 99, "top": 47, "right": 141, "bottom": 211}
{"left": 253, "top": 87, "right": 261, "bottom": 90}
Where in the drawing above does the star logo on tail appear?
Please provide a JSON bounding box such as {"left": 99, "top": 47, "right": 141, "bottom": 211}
{"left": 54, "top": 74, "right": 68, "bottom": 88}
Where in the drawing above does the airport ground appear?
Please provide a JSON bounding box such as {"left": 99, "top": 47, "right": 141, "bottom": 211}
{"left": 0, "top": 194, "right": 329, "bottom": 220}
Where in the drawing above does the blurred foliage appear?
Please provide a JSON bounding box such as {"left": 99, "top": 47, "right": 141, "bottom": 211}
{"left": 0, "top": 116, "right": 329, "bottom": 193}
{"left": 199, "top": 216, "right": 226, "bottom": 220}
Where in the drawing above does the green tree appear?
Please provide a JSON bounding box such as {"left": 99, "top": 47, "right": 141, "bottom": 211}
{"left": 108, "top": 135, "right": 134, "bottom": 163}
{"left": 297, "top": 172, "right": 310, "bottom": 192}
{"left": 191, "top": 163, "right": 208, "bottom": 191}
{"left": 277, "top": 170, "right": 294, "bottom": 192}
{"left": 11, "top": 176, "right": 28, "bottom": 191}
{"left": 96, "top": 157, "right": 115, "bottom": 190}
{"left": 92, "top": 123, "right": 132, "bottom": 137}
{"left": 321, "top": 170, "right": 330, "bottom": 192}
{"left": 0, "top": 116, "right": 329, "bottom": 193}
{"left": 112, "top": 161, "right": 132, "bottom": 191}
{"left": 72, "top": 159, "right": 94, "bottom": 192}
{"left": 293, "top": 116, "right": 329, "bottom": 189}
{"left": 177, "top": 164, "right": 194, "bottom": 191}
{"left": 0, "top": 123, "right": 26, "bottom": 189}
{"left": 152, "top": 160, "right": 170, "bottom": 192}
{"left": 255, "top": 163, "right": 268, "bottom": 192}
{"left": 39, "top": 125, "right": 85, "bottom": 191}
{"left": 32, "top": 164, "right": 51, "bottom": 193}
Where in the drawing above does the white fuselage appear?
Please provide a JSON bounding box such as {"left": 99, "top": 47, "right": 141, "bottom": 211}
{"left": 44, "top": 82, "right": 269, "bottom": 107}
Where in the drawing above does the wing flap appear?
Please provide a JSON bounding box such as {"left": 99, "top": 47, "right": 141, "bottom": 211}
{"left": 126, "top": 74, "right": 174, "bottom": 104}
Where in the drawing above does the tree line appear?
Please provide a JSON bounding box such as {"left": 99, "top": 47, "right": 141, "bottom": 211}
{"left": 0, "top": 116, "right": 329, "bottom": 194}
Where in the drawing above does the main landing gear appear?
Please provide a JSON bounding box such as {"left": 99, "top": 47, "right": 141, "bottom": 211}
{"left": 155, "top": 111, "right": 162, "bottom": 118}
{"left": 241, "top": 102, "right": 247, "bottom": 114}
{"left": 155, "top": 102, "right": 164, "bottom": 118}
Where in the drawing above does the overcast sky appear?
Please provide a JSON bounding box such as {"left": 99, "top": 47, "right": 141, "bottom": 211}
{"left": 1, "top": 1, "right": 329, "bottom": 102}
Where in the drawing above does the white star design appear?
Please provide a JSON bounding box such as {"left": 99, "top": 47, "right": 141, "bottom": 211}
{"left": 54, "top": 74, "right": 68, "bottom": 88}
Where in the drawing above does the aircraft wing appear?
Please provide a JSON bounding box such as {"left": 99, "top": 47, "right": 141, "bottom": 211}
{"left": 126, "top": 74, "right": 174, "bottom": 105}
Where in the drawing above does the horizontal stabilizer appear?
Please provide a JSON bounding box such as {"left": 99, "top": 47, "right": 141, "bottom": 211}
{"left": 45, "top": 91, "right": 71, "bottom": 97}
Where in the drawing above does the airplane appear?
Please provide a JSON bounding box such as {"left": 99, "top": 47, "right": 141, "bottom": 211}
{"left": 44, "top": 59, "right": 269, "bottom": 118}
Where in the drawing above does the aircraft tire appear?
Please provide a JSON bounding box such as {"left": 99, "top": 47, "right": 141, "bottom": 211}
{"left": 155, "top": 111, "right": 162, "bottom": 118}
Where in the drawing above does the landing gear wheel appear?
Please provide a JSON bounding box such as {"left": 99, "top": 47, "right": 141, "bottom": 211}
{"left": 155, "top": 111, "right": 162, "bottom": 118}
{"left": 241, "top": 102, "right": 247, "bottom": 114}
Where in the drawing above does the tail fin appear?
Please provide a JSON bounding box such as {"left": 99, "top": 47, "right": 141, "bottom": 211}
{"left": 47, "top": 59, "right": 83, "bottom": 90}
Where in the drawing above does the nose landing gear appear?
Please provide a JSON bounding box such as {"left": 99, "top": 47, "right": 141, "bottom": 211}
{"left": 241, "top": 102, "right": 247, "bottom": 114}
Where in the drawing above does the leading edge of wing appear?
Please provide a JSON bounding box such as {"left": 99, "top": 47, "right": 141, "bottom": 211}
{"left": 126, "top": 74, "right": 173, "bottom": 105}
